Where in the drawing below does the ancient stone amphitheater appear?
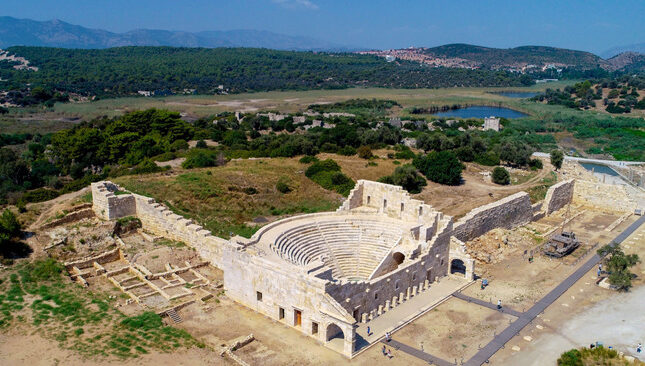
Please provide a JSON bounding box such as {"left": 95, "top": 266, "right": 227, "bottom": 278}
{"left": 92, "top": 178, "right": 574, "bottom": 358}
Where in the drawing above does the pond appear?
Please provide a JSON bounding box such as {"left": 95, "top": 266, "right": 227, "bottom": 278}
{"left": 579, "top": 162, "right": 619, "bottom": 177}
{"left": 432, "top": 106, "right": 528, "bottom": 119}
{"left": 491, "top": 91, "right": 538, "bottom": 99}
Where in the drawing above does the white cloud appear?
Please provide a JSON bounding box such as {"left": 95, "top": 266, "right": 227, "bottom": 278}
{"left": 272, "top": 0, "right": 319, "bottom": 10}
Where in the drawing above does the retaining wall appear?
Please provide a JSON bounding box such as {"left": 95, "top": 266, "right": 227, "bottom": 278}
{"left": 452, "top": 192, "right": 534, "bottom": 242}
{"left": 543, "top": 179, "right": 575, "bottom": 215}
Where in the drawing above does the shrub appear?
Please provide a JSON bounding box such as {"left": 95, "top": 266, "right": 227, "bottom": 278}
{"left": 338, "top": 146, "right": 357, "bottom": 156}
{"left": 129, "top": 159, "right": 164, "bottom": 175}
{"left": 299, "top": 155, "right": 319, "bottom": 164}
{"left": 378, "top": 164, "right": 427, "bottom": 193}
{"left": 304, "top": 159, "right": 354, "bottom": 196}
{"left": 195, "top": 140, "right": 207, "bottom": 148}
{"left": 529, "top": 158, "right": 543, "bottom": 170}
{"left": 182, "top": 149, "right": 225, "bottom": 169}
{"left": 170, "top": 139, "right": 189, "bottom": 151}
{"left": 413, "top": 151, "right": 463, "bottom": 185}
{"left": 475, "top": 152, "right": 500, "bottom": 166}
{"left": 455, "top": 146, "right": 475, "bottom": 162}
{"left": 394, "top": 147, "right": 415, "bottom": 160}
{"left": 492, "top": 167, "right": 510, "bottom": 185}
{"left": 357, "top": 146, "right": 373, "bottom": 159}
{"left": 305, "top": 159, "right": 342, "bottom": 178}
{"left": 276, "top": 178, "right": 291, "bottom": 193}
{"left": 550, "top": 149, "right": 564, "bottom": 170}
{"left": 20, "top": 188, "right": 60, "bottom": 203}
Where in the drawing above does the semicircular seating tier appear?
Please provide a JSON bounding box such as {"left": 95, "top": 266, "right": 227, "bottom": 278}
{"left": 268, "top": 216, "right": 405, "bottom": 281}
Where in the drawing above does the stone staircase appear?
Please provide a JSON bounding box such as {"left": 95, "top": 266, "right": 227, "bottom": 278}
{"left": 166, "top": 308, "right": 182, "bottom": 323}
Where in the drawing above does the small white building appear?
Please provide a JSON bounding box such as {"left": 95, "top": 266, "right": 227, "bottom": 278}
{"left": 483, "top": 116, "right": 501, "bottom": 132}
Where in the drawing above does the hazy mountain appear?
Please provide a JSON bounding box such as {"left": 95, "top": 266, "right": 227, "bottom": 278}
{"left": 0, "top": 16, "right": 350, "bottom": 51}
{"left": 600, "top": 43, "right": 645, "bottom": 59}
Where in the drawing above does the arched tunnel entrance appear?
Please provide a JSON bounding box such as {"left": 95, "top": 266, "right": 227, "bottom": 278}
{"left": 450, "top": 259, "right": 466, "bottom": 276}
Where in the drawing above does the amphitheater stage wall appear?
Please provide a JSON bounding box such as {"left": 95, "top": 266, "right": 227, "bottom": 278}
{"left": 452, "top": 192, "right": 534, "bottom": 242}
{"left": 325, "top": 222, "right": 452, "bottom": 323}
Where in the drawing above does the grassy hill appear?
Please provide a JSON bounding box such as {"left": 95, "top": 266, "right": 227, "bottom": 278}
{"left": 422, "top": 44, "right": 605, "bottom": 69}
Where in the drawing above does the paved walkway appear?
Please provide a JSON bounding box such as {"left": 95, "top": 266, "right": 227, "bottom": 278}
{"left": 355, "top": 276, "right": 470, "bottom": 353}
{"left": 532, "top": 152, "right": 644, "bottom": 167}
{"left": 464, "top": 215, "right": 645, "bottom": 366}
{"left": 452, "top": 292, "right": 523, "bottom": 318}
{"left": 380, "top": 339, "right": 454, "bottom": 366}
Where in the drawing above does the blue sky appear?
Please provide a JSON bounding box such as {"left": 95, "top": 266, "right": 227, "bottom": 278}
{"left": 3, "top": 0, "right": 644, "bottom": 53}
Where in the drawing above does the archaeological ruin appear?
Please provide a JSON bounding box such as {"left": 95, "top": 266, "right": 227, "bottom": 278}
{"left": 91, "top": 178, "right": 576, "bottom": 357}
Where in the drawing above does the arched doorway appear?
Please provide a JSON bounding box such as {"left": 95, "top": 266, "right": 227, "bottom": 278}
{"left": 450, "top": 259, "right": 466, "bottom": 276}
{"left": 392, "top": 252, "right": 405, "bottom": 265}
{"left": 326, "top": 323, "right": 344, "bottom": 342}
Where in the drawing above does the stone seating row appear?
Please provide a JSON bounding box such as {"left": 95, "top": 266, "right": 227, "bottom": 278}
{"left": 269, "top": 218, "right": 405, "bottom": 279}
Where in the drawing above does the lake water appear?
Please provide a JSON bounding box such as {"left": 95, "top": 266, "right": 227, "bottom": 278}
{"left": 580, "top": 162, "right": 619, "bottom": 177}
{"left": 492, "top": 91, "right": 538, "bottom": 99}
{"left": 432, "top": 106, "right": 528, "bottom": 119}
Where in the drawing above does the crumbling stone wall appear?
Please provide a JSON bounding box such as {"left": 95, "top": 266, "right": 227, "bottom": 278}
{"left": 132, "top": 194, "right": 229, "bottom": 268}
{"left": 452, "top": 192, "right": 534, "bottom": 242}
{"left": 92, "top": 181, "right": 229, "bottom": 268}
{"left": 91, "top": 182, "right": 135, "bottom": 220}
{"left": 543, "top": 179, "right": 575, "bottom": 215}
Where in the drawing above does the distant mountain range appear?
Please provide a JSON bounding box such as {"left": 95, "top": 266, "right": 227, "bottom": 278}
{"left": 600, "top": 43, "right": 645, "bottom": 59}
{"left": 0, "top": 16, "right": 643, "bottom": 73}
{"left": 0, "top": 16, "right": 350, "bottom": 51}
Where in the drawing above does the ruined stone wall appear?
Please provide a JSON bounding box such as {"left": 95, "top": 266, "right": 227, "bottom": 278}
{"left": 452, "top": 192, "right": 533, "bottom": 242}
{"left": 573, "top": 180, "right": 636, "bottom": 213}
{"left": 543, "top": 179, "right": 575, "bottom": 215}
{"left": 132, "top": 194, "right": 229, "bottom": 268}
{"left": 91, "top": 182, "right": 135, "bottom": 220}
{"left": 339, "top": 180, "right": 443, "bottom": 226}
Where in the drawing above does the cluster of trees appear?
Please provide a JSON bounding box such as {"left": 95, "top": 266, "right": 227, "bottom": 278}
{"left": 1, "top": 46, "right": 535, "bottom": 98}
{"left": 307, "top": 99, "right": 399, "bottom": 116}
{"left": 0, "top": 87, "right": 69, "bottom": 107}
{"left": 378, "top": 164, "right": 427, "bottom": 193}
{"left": 532, "top": 76, "right": 644, "bottom": 114}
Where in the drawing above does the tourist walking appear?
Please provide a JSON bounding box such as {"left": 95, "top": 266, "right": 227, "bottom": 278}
{"left": 497, "top": 299, "right": 502, "bottom": 309}
{"left": 367, "top": 326, "right": 371, "bottom": 336}
{"left": 637, "top": 343, "right": 642, "bottom": 353}
{"left": 382, "top": 344, "right": 387, "bottom": 356}
{"left": 387, "top": 349, "right": 393, "bottom": 359}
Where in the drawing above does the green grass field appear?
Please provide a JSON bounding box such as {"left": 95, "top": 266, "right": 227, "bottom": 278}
{"left": 23, "top": 82, "right": 575, "bottom": 121}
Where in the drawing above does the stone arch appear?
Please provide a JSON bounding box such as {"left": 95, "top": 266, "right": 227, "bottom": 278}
{"left": 392, "top": 252, "right": 405, "bottom": 265}
{"left": 326, "top": 323, "right": 345, "bottom": 342}
{"left": 450, "top": 259, "right": 466, "bottom": 276}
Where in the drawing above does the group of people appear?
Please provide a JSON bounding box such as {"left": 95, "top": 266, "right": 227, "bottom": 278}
{"left": 382, "top": 333, "right": 394, "bottom": 358}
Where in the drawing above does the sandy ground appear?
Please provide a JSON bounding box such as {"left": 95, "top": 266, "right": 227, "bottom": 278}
{"left": 501, "top": 285, "right": 645, "bottom": 365}
{"left": 395, "top": 297, "right": 515, "bottom": 362}
{"left": 489, "top": 216, "right": 645, "bottom": 365}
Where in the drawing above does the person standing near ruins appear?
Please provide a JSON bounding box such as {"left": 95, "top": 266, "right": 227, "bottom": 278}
{"left": 497, "top": 299, "right": 502, "bottom": 309}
